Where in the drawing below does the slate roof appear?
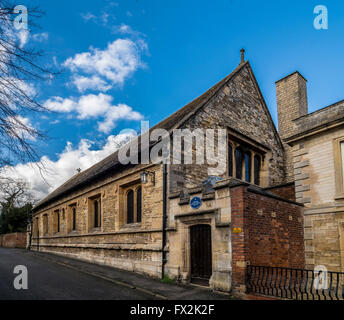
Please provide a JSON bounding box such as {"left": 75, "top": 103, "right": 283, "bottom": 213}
{"left": 34, "top": 61, "right": 252, "bottom": 212}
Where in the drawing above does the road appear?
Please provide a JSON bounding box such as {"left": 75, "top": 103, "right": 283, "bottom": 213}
{"left": 0, "top": 248, "right": 152, "bottom": 300}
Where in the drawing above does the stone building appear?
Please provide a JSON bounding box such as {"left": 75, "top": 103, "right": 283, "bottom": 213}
{"left": 276, "top": 71, "right": 344, "bottom": 272}
{"left": 31, "top": 53, "right": 305, "bottom": 294}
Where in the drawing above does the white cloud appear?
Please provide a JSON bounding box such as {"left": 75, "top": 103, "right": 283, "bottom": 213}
{"left": 72, "top": 75, "right": 112, "bottom": 92}
{"left": 32, "top": 32, "right": 49, "bottom": 42}
{"left": 113, "top": 24, "right": 144, "bottom": 38}
{"left": 63, "top": 38, "right": 146, "bottom": 92}
{"left": 0, "top": 133, "right": 136, "bottom": 200}
{"left": 43, "top": 93, "right": 143, "bottom": 133}
{"left": 97, "top": 103, "right": 142, "bottom": 133}
{"left": 44, "top": 96, "right": 76, "bottom": 113}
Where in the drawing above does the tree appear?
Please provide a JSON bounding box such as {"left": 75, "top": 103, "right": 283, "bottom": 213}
{"left": 0, "top": 176, "right": 35, "bottom": 234}
{"left": 0, "top": 1, "right": 56, "bottom": 167}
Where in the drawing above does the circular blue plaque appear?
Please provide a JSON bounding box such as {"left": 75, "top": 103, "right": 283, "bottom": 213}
{"left": 190, "top": 196, "right": 202, "bottom": 210}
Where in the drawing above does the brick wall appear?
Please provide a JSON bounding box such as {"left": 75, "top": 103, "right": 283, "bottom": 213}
{"left": 264, "top": 183, "right": 296, "bottom": 202}
{"left": 231, "top": 185, "right": 305, "bottom": 295}
{"left": 0, "top": 232, "right": 27, "bottom": 248}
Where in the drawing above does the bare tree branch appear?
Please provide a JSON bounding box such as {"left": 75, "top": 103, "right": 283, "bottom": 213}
{"left": 0, "top": 0, "right": 59, "bottom": 167}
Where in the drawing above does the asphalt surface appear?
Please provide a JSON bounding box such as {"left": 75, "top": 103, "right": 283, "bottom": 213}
{"left": 0, "top": 248, "right": 231, "bottom": 300}
{"left": 0, "top": 248, "right": 152, "bottom": 300}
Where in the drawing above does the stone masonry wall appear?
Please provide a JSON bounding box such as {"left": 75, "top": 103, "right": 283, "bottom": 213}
{"left": 276, "top": 72, "right": 308, "bottom": 183}
{"left": 31, "top": 164, "right": 164, "bottom": 278}
{"left": 292, "top": 127, "right": 344, "bottom": 271}
{"left": 169, "top": 64, "right": 285, "bottom": 193}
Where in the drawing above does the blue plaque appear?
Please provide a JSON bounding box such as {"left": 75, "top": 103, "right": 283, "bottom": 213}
{"left": 190, "top": 196, "right": 202, "bottom": 209}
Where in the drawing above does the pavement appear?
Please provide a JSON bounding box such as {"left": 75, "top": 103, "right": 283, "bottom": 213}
{"left": 0, "top": 248, "right": 232, "bottom": 300}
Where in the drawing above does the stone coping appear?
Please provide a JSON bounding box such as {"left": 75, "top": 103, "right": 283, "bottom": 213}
{"left": 31, "top": 242, "right": 162, "bottom": 251}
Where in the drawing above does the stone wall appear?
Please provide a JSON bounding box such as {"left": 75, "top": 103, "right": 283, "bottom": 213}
{"left": 169, "top": 63, "right": 285, "bottom": 193}
{"left": 291, "top": 127, "right": 344, "bottom": 271}
{"left": 31, "top": 163, "right": 164, "bottom": 278}
{"left": 0, "top": 232, "right": 27, "bottom": 248}
{"left": 276, "top": 71, "right": 308, "bottom": 183}
{"left": 166, "top": 180, "right": 233, "bottom": 292}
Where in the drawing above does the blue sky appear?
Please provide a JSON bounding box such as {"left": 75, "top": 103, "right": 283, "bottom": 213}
{"left": 4, "top": 0, "right": 344, "bottom": 198}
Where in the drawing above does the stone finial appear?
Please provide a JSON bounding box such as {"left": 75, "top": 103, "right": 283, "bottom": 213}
{"left": 240, "top": 48, "right": 245, "bottom": 64}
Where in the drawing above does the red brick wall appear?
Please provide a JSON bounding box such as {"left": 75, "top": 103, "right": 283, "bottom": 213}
{"left": 0, "top": 232, "right": 27, "bottom": 248}
{"left": 264, "top": 183, "right": 296, "bottom": 202}
{"left": 231, "top": 185, "right": 304, "bottom": 294}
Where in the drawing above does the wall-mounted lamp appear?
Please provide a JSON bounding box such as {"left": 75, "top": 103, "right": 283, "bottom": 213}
{"left": 141, "top": 171, "right": 155, "bottom": 185}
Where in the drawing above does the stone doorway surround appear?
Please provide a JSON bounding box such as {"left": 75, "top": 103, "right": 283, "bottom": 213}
{"left": 165, "top": 180, "right": 232, "bottom": 292}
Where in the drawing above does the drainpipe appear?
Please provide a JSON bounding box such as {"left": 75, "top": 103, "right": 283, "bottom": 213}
{"left": 161, "top": 163, "right": 168, "bottom": 279}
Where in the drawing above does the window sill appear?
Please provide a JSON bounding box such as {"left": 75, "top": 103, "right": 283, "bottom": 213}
{"left": 335, "top": 193, "right": 344, "bottom": 200}
{"left": 121, "top": 222, "right": 142, "bottom": 230}
{"left": 89, "top": 227, "right": 102, "bottom": 234}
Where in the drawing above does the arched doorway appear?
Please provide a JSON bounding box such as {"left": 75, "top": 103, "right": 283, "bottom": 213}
{"left": 190, "top": 224, "right": 212, "bottom": 286}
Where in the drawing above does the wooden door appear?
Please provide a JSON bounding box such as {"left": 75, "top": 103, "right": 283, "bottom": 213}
{"left": 190, "top": 224, "right": 212, "bottom": 285}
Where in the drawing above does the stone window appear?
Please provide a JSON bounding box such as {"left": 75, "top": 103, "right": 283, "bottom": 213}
{"left": 67, "top": 204, "right": 77, "bottom": 233}
{"left": 228, "top": 144, "right": 233, "bottom": 177}
{"left": 72, "top": 207, "right": 76, "bottom": 231}
{"left": 43, "top": 214, "right": 48, "bottom": 236}
{"left": 136, "top": 186, "right": 142, "bottom": 223}
{"left": 125, "top": 185, "right": 142, "bottom": 225}
{"left": 53, "top": 210, "right": 60, "bottom": 234}
{"left": 228, "top": 138, "right": 264, "bottom": 186}
{"left": 254, "top": 154, "right": 261, "bottom": 185}
{"left": 333, "top": 137, "right": 344, "bottom": 199}
{"left": 88, "top": 195, "right": 101, "bottom": 231}
{"left": 34, "top": 217, "right": 39, "bottom": 237}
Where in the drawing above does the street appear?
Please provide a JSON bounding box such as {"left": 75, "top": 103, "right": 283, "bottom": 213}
{"left": 0, "top": 248, "right": 153, "bottom": 300}
{"left": 0, "top": 248, "right": 230, "bottom": 300}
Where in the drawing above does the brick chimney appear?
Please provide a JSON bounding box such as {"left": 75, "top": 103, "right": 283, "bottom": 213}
{"left": 276, "top": 71, "right": 308, "bottom": 140}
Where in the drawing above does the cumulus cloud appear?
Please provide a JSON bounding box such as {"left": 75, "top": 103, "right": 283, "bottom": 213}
{"left": 0, "top": 133, "right": 136, "bottom": 200}
{"left": 43, "top": 93, "right": 143, "bottom": 133}
{"left": 63, "top": 38, "right": 147, "bottom": 92}
{"left": 97, "top": 104, "right": 142, "bottom": 133}
{"left": 71, "top": 75, "right": 112, "bottom": 93}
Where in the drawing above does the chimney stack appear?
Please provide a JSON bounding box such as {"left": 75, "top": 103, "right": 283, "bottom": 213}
{"left": 276, "top": 71, "right": 308, "bottom": 183}
{"left": 276, "top": 71, "right": 308, "bottom": 140}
